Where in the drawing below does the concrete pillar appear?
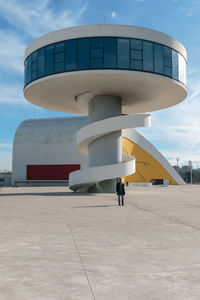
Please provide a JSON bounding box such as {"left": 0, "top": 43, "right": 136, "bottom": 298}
{"left": 87, "top": 95, "right": 122, "bottom": 193}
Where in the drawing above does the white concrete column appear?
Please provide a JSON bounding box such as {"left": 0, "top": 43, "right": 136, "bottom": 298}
{"left": 87, "top": 95, "right": 122, "bottom": 192}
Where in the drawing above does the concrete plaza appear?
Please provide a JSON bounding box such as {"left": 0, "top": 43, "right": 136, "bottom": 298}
{"left": 0, "top": 185, "right": 200, "bottom": 299}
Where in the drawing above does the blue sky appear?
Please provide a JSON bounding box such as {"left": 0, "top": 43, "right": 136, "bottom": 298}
{"left": 0, "top": 0, "right": 200, "bottom": 171}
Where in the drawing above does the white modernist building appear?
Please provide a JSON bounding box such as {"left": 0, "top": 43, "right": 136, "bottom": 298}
{"left": 12, "top": 116, "right": 185, "bottom": 188}
{"left": 23, "top": 24, "right": 187, "bottom": 192}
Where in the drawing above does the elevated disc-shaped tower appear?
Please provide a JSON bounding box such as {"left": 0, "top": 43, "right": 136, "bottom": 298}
{"left": 24, "top": 24, "right": 187, "bottom": 192}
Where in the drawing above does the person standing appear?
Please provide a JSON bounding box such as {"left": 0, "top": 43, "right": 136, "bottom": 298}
{"left": 116, "top": 178, "right": 125, "bottom": 206}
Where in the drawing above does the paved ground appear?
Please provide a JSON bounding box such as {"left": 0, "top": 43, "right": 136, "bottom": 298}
{"left": 0, "top": 185, "right": 200, "bottom": 300}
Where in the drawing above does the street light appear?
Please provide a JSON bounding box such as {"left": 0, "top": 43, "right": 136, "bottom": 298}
{"left": 188, "top": 160, "right": 193, "bottom": 184}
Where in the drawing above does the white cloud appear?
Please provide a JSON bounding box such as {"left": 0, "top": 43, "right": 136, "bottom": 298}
{"left": 0, "top": 0, "right": 87, "bottom": 105}
{"left": 0, "top": 30, "right": 25, "bottom": 74}
{"left": 111, "top": 11, "right": 117, "bottom": 18}
{"left": 164, "top": 151, "right": 200, "bottom": 168}
{"left": 0, "top": 82, "right": 25, "bottom": 104}
{"left": 0, "top": 0, "right": 87, "bottom": 38}
{"left": 177, "top": 0, "right": 200, "bottom": 17}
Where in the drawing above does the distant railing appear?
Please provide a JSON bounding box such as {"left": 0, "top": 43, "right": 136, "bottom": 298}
{"left": 13, "top": 180, "right": 69, "bottom": 187}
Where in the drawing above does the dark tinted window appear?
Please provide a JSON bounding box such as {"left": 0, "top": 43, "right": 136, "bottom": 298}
{"left": 38, "top": 48, "right": 45, "bottom": 77}
{"left": 117, "top": 38, "right": 129, "bottom": 69}
{"left": 91, "top": 37, "right": 103, "bottom": 48}
{"left": 164, "top": 56, "right": 172, "bottom": 67}
{"left": 172, "top": 50, "right": 178, "bottom": 80}
{"left": 24, "top": 60, "right": 27, "bottom": 85}
{"left": 55, "top": 42, "right": 65, "bottom": 53}
{"left": 164, "top": 46, "right": 172, "bottom": 57}
{"left": 55, "top": 62, "right": 65, "bottom": 72}
{"left": 154, "top": 44, "right": 164, "bottom": 74}
{"left": 45, "top": 45, "right": 54, "bottom": 75}
{"left": 104, "top": 37, "right": 116, "bottom": 68}
{"left": 65, "top": 40, "right": 77, "bottom": 71}
{"left": 131, "top": 39, "right": 142, "bottom": 50}
{"left": 55, "top": 52, "right": 64, "bottom": 63}
{"left": 24, "top": 37, "right": 182, "bottom": 86}
{"left": 143, "top": 41, "right": 153, "bottom": 71}
{"left": 27, "top": 56, "right": 31, "bottom": 83}
{"left": 77, "top": 38, "right": 90, "bottom": 69}
{"left": 31, "top": 70, "right": 37, "bottom": 81}
{"left": 32, "top": 61, "right": 37, "bottom": 71}
{"left": 32, "top": 51, "right": 37, "bottom": 62}
{"left": 164, "top": 46, "right": 172, "bottom": 77}
{"left": 131, "top": 49, "right": 142, "bottom": 60}
{"left": 131, "top": 60, "right": 142, "bottom": 70}
{"left": 91, "top": 59, "right": 103, "bottom": 68}
{"left": 164, "top": 66, "right": 172, "bottom": 77}
{"left": 91, "top": 48, "right": 103, "bottom": 59}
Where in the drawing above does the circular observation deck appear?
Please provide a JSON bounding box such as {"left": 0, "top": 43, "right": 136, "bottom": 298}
{"left": 24, "top": 24, "right": 187, "bottom": 114}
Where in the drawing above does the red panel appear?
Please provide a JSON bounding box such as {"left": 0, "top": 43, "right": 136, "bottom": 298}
{"left": 27, "top": 165, "right": 80, "bottom": 180}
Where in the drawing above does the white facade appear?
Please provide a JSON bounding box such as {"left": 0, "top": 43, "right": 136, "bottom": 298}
{"left": 12, "top": 117, "right": 88, "bottom": 184}
{"left": 12, "top": 116, "right": 184, "bottom": 186}
{"left": 25, "top": 24, "right": 187, "bottom": 59}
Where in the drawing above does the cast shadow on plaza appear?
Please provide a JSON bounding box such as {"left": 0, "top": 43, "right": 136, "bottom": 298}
{"left": 0, "top": 191, "right": 96, "bottom": 197}
{"left": 71, "top": 204, "right": 116, "bottom": 208}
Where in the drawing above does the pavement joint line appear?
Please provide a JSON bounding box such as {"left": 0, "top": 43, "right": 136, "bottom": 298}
{"left": 128, "top": 202, "right": 200, "bottom": 232}
{"left": 66, "top": 217, "right": 96, "bottom": 300}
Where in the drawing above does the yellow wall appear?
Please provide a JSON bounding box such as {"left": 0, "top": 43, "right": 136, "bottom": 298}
{"left": 122, "top": 137, "right": 177, "bottom": 185}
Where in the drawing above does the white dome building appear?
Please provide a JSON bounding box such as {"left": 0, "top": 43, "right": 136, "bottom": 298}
{"left": 12, "top": 116, "right": 185, "bottom": 189}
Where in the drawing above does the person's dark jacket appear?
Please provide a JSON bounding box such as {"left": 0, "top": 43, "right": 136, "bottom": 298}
{"left": 116, "top": 182, "right": 125, "bottom": 195}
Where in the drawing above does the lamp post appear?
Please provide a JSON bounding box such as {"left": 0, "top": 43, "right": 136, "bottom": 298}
{"left": 176, "top": 158, "right": 179, "bottom": 167}
{"left": 188, "top": 160, "right": 193, "bottom": 184}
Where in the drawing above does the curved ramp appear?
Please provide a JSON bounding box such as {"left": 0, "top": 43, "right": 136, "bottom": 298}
{"left": 69, "top": 114, "right": 151, "bottom": 191}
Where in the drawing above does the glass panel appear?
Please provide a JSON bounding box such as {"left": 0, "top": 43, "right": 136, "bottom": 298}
{"left": 104, "top": 37, "right": 116, "bottom": 68}
{"left": 91, "top": 48, "right": 103, "bottom": 59}
{"left": 143, "top": 41, "right": 154, "bottom": 71}
{"left": 25, "top": 38, "right": 181, "bottom": 85}
{"left": 178, "top": 54, "right": 187, "bottom": 85}
{"left": 65, "top": 40, "right": 77, "bottom": 71}
{"left": 27, "top": 56, "right": 31, "bottom": 83}
{"left": 32, "top": 51, "right": 37, "bottom": 62}
{"left": 55, "top": 42, "right": 65, "bottom": 53}
{"left": 32, "top": 61, "right": 37, "bottom": 71}
{"left": 55, "top": 52, "right": 64, "bottom": 63}
{"left": 164, "top": 66, "right": 172, "bottom": 77}
{"left": 164, "top": 46, "right": 172, "bottom": 58}
{"left": 91, "top": 37, "right": 103, "bottom": 48}
{"left": 131, "top": 60, "right": 142, "bottom": 70}
{"left": 24, "top": 60, "right": 27, "bottom": 85}
{"left": 77, "top": 38, "right": 90, "bottom": 69}
{"left": 131, "top": 49, "right": 142, "bottom": 60}
{"left": 55, "top": 62, "right": 65, "bottom": 72}
{"left": 38, "top": 48, "right": 45, "bottom": 77}
{"left": 164, "top": 56, "right": 172, "bottom": 67}
{"left": 172, "top": 50, "right": 178, "bottom": 80}
{"left": 31, "top": 71, "right": 37, "bottom": 80}
{"left": 91, "top": 59, "right": 103, "bottom": 68}
{"left": 117, "top": 38, "right": 129, "bottom": 69}
{"left": 131, "top": 39, "right": 142, "bottom": 50}
{"left": 154, "top": 44, "right": 164, "bottom": 74}
{"left": 45, "top": 45, "right": 54, "bottom": 75}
